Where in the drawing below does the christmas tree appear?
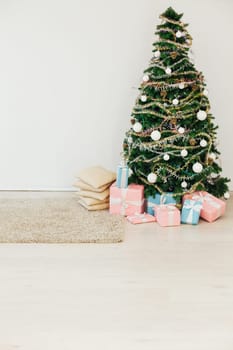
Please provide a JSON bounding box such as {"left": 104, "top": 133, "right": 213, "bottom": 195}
{"left": 124, "top": 7, "right": 230, "bottom": 200}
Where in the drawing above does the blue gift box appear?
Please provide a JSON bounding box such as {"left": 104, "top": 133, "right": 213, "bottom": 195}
{"left": 181, "top": 199, "right": 203, "bottom": 225}
{"left": 116, "top": 164, "right": 129, "bottom": 188}
{"left": 146, "top": 193, "right": 176, "bottom": 216}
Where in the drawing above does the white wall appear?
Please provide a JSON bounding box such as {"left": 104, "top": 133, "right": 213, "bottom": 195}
{"left": 0, "top": 0, "right": 232, "bottom": 190}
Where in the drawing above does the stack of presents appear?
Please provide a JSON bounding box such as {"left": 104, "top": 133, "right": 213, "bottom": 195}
{"left": 109, "top": 162, "right": 226, "bottom": 226}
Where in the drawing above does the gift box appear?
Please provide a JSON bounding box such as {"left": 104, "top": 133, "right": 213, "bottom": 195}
{"left": 156, "top": 204, "right": 180, "bottom": 227}
{"left": 181, "top": 199, "right": 203, "bottom": 225}
{"left": 183, "top": 191, "right": 226, "bottom": 223}
{"left": 109, "top": 182, "right": 144, "bottom": 216}
{"left": 127, "top": 213, "right": 156, "bottom": 224}
{"left": 116, "top": 162, "right": 129, "bottom": 188}
{"left": 146, "top": 192, "right": 177, "bottom": 215}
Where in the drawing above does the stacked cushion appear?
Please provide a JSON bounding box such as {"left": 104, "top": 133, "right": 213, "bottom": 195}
{"left": 74, "top": 166, "right": 116, "bottom": 210}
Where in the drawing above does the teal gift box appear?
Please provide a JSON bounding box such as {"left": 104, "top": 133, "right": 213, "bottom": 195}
{"left": 181, "top": 199, "right": 203, "bottom": 225}
{"left": 146, "top": 193, "right": 177, "bottom": 216}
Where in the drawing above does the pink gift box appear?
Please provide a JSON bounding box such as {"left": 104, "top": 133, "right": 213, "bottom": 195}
{"left": 109, "top": 182, "right": 144, "bottom": 216}
{"left": 155, "top": 204, "right": 180, "bottom": 227}
{"left": 127, "top": 213, "right": 156, "bottom": 224}
{"left": 183, "top": 191, "right": 226, "bottom": 223}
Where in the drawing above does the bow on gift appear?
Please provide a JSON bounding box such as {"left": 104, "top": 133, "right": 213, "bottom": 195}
{"left": 148, "top": 193, "right": 174, "bottom": 209}
{"left": 192, "top": 192, "right": 222, "bottom": 215}
{"left": 183, "top": 200, "right": 203, "bottom": 224}
{"left": 110, "top": 194, "right": 144, "bottom": 215}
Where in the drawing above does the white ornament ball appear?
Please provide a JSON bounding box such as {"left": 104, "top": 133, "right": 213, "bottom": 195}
{"left": 210, "top": 172, "right": 218, "bottom": 179}
{"left": 147, "top": 173, "right": 157, "bottom": 183}
{"left": 151, "top": 130, "right": 161, "bottom": 141}
{"left": 203, "top": 89, "right": 209, "bottom": 96}
{"left": 200, "top": 139, "right": 207, "bottom": 147}
{"left": 176, "top": 30, "right": 182, "bottom": 38}
{"left": 179, "top": 82, "right": 185, "bottom": 89}
{"left": 165, "top": 67, "right": 172, "bottom": 75}
{"left": 140, "top": 95, "right": 147, "bottom": 102}
{"left": 127, "top": 136, "right": 133, "bottom": 144}
{"left": 163, "top": 154, "right": 170, "bottom": 161}
{"left": 224, "top": 192, "right": 230, "bottom": 200}
{"left": 197, "top": 110, "right": 207, "bottom": 121}
{"left": 181, "top": 181, "right": 188, "bottom": 188}
{"left": 192, "top": 162, "right": 203, "bottom": 173}
{"left": 181, "top": 149, "right": 188, "bottom": 157}
{"left": 143, "top": 75, "right": 149, "bottom": 82}
{"left": 178, "top": 127, "right": 185, "bottom": 134}
{"left": 208, "top": 152, "right": 216, "bottom": 161}
{"left": 172, "top": 98, "right": 179, "bottom": 105}
{"left": 154, "top": 50, "right": 161, "bottom": 58}
{"left": 133, "top": 122, "right": 142, "bottom": 133}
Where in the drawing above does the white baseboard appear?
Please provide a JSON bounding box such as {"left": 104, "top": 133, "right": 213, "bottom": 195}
{"left": 0, "top": 188, "right": 76, "bottom": 192}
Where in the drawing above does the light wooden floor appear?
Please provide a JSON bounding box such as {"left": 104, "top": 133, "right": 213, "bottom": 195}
{"left": 0, "top": 192, "right": 232, "bottom": 350}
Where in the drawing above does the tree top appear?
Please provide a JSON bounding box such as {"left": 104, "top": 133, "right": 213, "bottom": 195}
{"left": 160, "top": 7, "right": 183, "bottom": 22}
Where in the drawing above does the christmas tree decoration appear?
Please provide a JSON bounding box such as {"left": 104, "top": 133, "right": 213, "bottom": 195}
{"left": 176, "top": 30, "right": 183, "bottom": 38}
{"left": 181, "top": 149, "right": 188, "bottom": 157}
{"left": 224, "top": 192, "right": 230, "bottom": 200}
{"left": 143, "top": 75, "right": 150, "bottom": 82}
{"left": 165, "top": 67, "right": 172, "bottom": 75}
{"left": 151, "top": 130, "right": 161, "bottom": 141}
{"left": 133, "top": 122, "right": 142, "bottom": 133}
{"left": 127, "top": 136, "right": 133, "bottom": 144}
{"left": 140, "top": 95, "right": 147, "bottom": 102}
{"left": 163, "top": 154, "right": 170, "bottom": 161}
{"left": 181, "top": 181, "right": 188, "bottom": 188}
{"left": 197, "top": 110, "right": 207, "bottom": 121}
{"left": 210, "top": 172, "right": 218, "bottom": 179}
{"left": 179, "top": 82, "right": 185, "bottom": 89}
{"left": 200, "top": 139, "right": 207, "bottom": 147}
{"left": 208, "top": 152, "right": 216, "bottom": 161}
{"left": 192, "top": 162, "right": 203, "bottom": 173}
{"left": 123, "top": 7, "right": 230, "bottom": 199}
{"left": 147, "top": 173, "right": 157, "bottom": 183}
{"left": 154, "top": 50, "right": 161, "bottom": 58}
{"left": 172, "top": 98, "right": 179, "bottom": 105}
{"left": 178, "top": 127, "right": 185, "bottom": 134}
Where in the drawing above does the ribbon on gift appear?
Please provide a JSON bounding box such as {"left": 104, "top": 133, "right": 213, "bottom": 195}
{"left": 157, "top": 204, "right": 177, "bottom": 225}
{"left": 110, "top": 192, "right": 144, "bottom": 215}
{"left": 147, "top": 193, "right": 169, "bottom": 212}
{"left": 192, "top": 192, "right": 222, "bottom": 216}
{"left": 183, "top": 200, "right": 202, "bottom": 224}
{"left": 128, "top": 213, "right": 152, "bottom": 223}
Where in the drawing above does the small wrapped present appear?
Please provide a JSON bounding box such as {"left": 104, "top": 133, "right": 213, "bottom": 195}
{"left": 181, "top": 200, "right": 203, "bottom": 225}
{"left": 109, "top": 182, "right": 144, "bottom": 216}
{"left": 116, "top": 160, "right": 129, "bottom": 188}
{"left": 183, "top": 191, "right": 226, "bottom": 223}
{"left": 156, "top": 204, "right": 180, "bottom": 227}
{"left": 127, "top": 213, "right": 156, "bottom": 224}
{"left": 146, "top": 192, "right": 177, "bottom": 215}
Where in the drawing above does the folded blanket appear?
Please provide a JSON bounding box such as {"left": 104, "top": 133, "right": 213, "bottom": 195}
{"left": 73, "top": 180, "right": 111, "bottom": 193}
{"left": 77, "top": 188, "right": 109, "bottom": 201}
{"left": 79, "top": 200, "right": 109, "bottom": 211}
{"left": 77, "top": 166, "right": 116, "bottom": 189}
{"left": 77, "top": 196, "right": 109, "bottom": 206}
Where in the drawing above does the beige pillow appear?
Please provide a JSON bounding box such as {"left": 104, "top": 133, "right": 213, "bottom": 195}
{"left": 77, "top": 188, "right": 110, "bottom": 201}
{"left": 77, "top": 166, "right": 116, "bottom": 189}
{"left": 73, "top": 180, "right": 110, "bottom": 193}
{"left": 78, "top": 196, "right": 109, "bottom": 206}
{"left": 79, "top": 200, "right": 109, "bottom": 211}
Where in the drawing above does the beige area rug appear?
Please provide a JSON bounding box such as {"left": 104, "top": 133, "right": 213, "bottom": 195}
{"left": 0, "top": 196, "right": 124, "bottom": 243}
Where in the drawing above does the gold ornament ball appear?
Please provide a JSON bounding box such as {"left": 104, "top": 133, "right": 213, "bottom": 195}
{"left": 189, "top": 138, "right": 196, "bottom": 146}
